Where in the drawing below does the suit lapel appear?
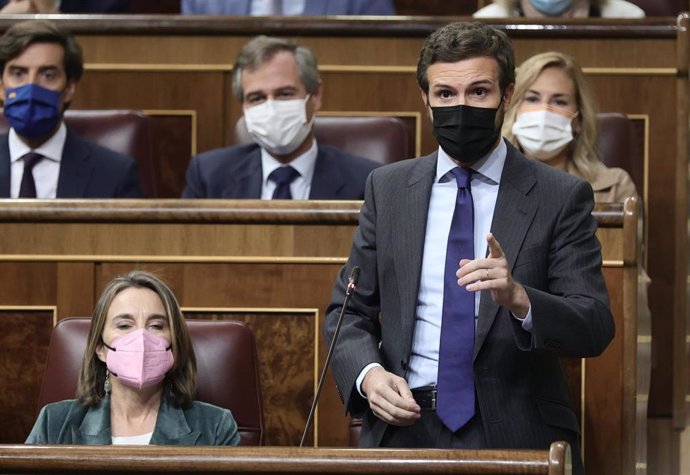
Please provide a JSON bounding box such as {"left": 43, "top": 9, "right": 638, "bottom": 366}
{"left": 223, "top": 149, "right": 262, "bottom": 198}
{"left": 474, "top": 144, "right": 538, "bottom": 359}
{"left": 57, "top": 130, "right": 94, "bottom": 198}
{"left": 396, "top": 154, "right": 437, "bottom": 349}
{"left": 0, "top": 135, "right": 10, "bottom": 197}
{"left": 309, "top": 148, "right": 345, "bottom": 199}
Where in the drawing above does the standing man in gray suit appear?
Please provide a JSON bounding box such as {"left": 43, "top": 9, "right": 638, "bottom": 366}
{"left": 325, "top": 22, "right": 613, "bottom": 475}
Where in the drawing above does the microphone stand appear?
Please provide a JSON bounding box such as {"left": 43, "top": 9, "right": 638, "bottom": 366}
{"left": 299, "top": 266, "right": 360, "bottom": 447}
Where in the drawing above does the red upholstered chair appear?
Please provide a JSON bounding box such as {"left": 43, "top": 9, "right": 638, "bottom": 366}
{"left": 36, "top": 317, "right": 264, "bottom": 446}
{"left": 231, "top": 115, "right": 411, "bottom": 165}
{"left": 0, "top": 110, "right": 158, "bottom": 198}
{"left": 596, "top": 112, "right": 643, "bottom": 194}
{"left": 628, "top": 0, "right": 684, "bottom": 16}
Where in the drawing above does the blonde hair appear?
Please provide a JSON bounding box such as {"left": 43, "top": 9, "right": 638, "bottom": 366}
{"left": 503, "top": 51, "right": 602, "bottom": 182}
{"left": 76, "top": 270, "right": 197, "bottom": 408}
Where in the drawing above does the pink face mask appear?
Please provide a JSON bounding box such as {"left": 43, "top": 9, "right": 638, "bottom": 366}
{"left": 104, "top": 329, "right": 174, "bottom": 390}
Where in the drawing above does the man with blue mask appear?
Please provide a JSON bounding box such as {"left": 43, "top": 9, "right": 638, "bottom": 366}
{"left": 0, "top": 20, "right": 143, "bottom": 198}
{"left": 473, "top": 0, "right": 645, "bottom": 18}
{"left": 181, "top": 35, "right": 379, "bottom": 200}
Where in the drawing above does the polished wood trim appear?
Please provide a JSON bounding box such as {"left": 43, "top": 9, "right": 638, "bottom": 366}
{"left": 0, "top": 444, "right": 570, "bottom": 474}
{"left": 0, "top": 200, "right": 623, "bottom": 225}
{"left": 0, "top": 199, "right": 363, "bottom": 223}
{"left": 0, "top": 14, "right": 677, "bottom": 39}
{"left": 0, "top": 255, "right": 348, "bottom": 263}
{"left": 82, "top": 63, "right": 679, "bottom": 77}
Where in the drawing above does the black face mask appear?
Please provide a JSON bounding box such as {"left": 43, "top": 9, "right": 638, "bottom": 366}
{"left": 431, "top": 103, "right": 502, "bottom": 164}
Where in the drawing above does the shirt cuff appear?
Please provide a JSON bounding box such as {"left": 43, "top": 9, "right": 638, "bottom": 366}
{"left": 356, "top": 362, "right": 383, "bottom": 398}
{"left": 513, "top": 305, "right": 533, "bottom": 332}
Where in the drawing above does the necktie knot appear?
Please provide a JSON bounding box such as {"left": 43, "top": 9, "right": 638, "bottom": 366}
{"left": 269, "top": 165, "right": 300, "bottom": 199}
{"left": 269, "top": 166, "right": 300, "bottom": 185}
{"left": 450, "top": 166, "right": 473, "bottom": 190}
{"left": 23, "top": 152, "right": 44, "bottom": 171}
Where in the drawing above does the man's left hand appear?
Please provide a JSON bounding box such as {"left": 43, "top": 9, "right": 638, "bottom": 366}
{"left": 457, "top": 232, "right": 530, "bottom": 318}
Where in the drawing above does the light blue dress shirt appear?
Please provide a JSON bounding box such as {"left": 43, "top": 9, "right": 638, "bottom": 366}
{"left": 356, "top": 139, "right": 533, "bottom": 395}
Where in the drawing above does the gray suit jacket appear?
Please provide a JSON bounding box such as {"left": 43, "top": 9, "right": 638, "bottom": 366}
{"left": 25, "top": 395, "right": 240, "bottom": 446}
{"left": 325, "top": 141, "right": 614, "bottom": 452}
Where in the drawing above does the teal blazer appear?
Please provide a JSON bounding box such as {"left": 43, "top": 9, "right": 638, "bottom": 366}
{"left": 25, "top": 394, "right": 241, "bottom": 446}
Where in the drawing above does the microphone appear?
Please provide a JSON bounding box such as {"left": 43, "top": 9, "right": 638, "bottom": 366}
{"left": 300, "top": 265, "right": 360, "bottom": 447}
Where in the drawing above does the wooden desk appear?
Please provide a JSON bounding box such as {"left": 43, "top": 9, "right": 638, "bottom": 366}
{"left": 0, "top": 443, "right": 571, "bottom": 474}
{"left": 0, "top": 199, "right": 639, "bottom": 474}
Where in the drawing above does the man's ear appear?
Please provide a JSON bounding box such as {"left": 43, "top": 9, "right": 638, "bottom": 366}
{"left": 420, "top": 89, "right": 433, "bottom": 122}
{"left": 310, "top": 80, "right": 323, "bottom": 112}
{"left": 502, "top": 83, "right": 515, "bottom": 109}
{"left": 62, "top": 79, "right": 77, "bottom": 107}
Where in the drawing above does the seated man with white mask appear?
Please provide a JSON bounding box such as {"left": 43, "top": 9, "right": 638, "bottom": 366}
{"left": 181, "top": 35, "right": 379, "bottom": 200}
{"left": 0, "top": 20, "right": 143, "bottom": 198}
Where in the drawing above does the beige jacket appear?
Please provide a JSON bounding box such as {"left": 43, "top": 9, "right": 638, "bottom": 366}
{"left": 567, "top": 162, "right": 637, "bottom": 203}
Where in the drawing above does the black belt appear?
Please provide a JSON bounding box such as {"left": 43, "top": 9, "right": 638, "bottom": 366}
{"left": 411, "top": 386, "right": 437, "bottom": 411}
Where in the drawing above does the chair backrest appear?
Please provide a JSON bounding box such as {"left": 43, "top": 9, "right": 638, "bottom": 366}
{"left": 627, "top": 0, "right": 684, "bottom": 16}
{"left": 0, "top": 109, "right": 158, "bottom": 198}
{"left": 596, "top": 112, "right": 643, "bottom": 194}
{"left": 37, "top": 317, "right": 264, "bottom": 446}
{"left": 232, "top": 115, "right": 411, "bottom": 165}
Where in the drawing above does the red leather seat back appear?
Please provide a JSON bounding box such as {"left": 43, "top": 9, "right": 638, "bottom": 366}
{"left": 37, "top": 317, "right": 264, "bottom": 445}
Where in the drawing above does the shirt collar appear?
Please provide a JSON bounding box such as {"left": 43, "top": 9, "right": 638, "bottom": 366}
{"left": 261, "top": 139, "right": 318, "bottom": 185}
{"left": 436, "top": 138, "right": 506, "bottom": 185}
{"left": 9, "top": 121, "right": 66, "bottom": 163}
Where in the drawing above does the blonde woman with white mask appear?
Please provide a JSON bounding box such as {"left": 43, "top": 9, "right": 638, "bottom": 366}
{"left": 503, "top": 51, "right": 636, "bottom": 202}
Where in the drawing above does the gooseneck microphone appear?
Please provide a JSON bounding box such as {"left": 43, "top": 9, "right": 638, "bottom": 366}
{"left": 300, "top": 266, "right": 360, "bottom": 447}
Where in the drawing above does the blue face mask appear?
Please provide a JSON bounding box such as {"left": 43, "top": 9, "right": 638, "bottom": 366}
{"left": 529, "top": 0, "right": 574, "bottom": 15}
{"left": 3, "top": 83, "right": 62, "bottom": 139}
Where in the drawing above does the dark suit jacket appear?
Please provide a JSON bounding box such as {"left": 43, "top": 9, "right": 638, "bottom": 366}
{"left": 325, "top": 141, "right": 614, "bottom": 456}
{"left": 0, "top": 130, "right": 143, "bottom": 198}
{"left": 182, "top": 143, "right": 379, "bottom": 199}
{"left": 182, "top": 0, "right": 395, "bottom": 15}
{"left": 25, "top": 395, "right": 240, "bottom": 446}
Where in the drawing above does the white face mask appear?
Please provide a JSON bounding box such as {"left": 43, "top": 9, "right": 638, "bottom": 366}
{"left": 511, "top": 107, "right": 576, "bottom": 160}
{"left": 243, "top": 95, "right": 312, "bottom": 156}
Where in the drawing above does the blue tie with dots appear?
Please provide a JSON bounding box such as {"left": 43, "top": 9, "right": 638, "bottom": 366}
{"left": 269, "top": 166, "right": 300, "bottom": 199}
{"left": 437, "top": 166, "right": 476, "bottom": 432}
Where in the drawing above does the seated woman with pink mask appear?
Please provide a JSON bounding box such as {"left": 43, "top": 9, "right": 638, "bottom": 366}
{"left": 25, "top": 270, "right": 240, "bottom": 445}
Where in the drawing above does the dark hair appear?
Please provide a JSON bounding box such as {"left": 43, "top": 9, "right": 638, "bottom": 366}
{"left": 417, "top": 21, "right": 515, "bottom": 95}
{"left": 0, "top": 20, "right": 83, "bottom": 82}
{"left": 231, "top": 35, "right": 319, "bottom": 102}
{"left": 77, "top": 270, "right": 197, "bottom": 408}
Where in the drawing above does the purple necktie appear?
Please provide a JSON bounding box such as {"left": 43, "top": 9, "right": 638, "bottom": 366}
{"left": 437, "top": 166, "right": 475, "bottom": 432}
{"left": 269, "top": 166, "right": 300, "bottom": 199}
{"left": 18, "top": 152, "right": 44, "bottom": 198}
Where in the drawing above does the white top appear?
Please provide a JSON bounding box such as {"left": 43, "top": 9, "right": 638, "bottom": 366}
{"left": 111, "top": 431, "right": 153, "bottom": 445}
{"left": 473, "top": 0, "right": 645, "bottom": 18}
{"left": 9, "top": 122, "right": 66, "bottom": 199}
{"left": 260, "top": 139, "right": 317, "bottom": 200}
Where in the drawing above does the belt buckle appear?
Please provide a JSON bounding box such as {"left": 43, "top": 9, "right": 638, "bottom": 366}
{"left": 429, "top": 388, "right": 437, "bottom": 411}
